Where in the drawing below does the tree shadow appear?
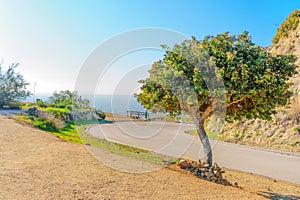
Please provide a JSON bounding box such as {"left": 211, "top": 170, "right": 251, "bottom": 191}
{"left": 257, "top": 191, "right": 300, "bottom": 200}
{"left": 98, "top": 120, "right": 113, "bottom": 124}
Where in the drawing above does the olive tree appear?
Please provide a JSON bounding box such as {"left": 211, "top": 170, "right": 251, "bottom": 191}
{"left": 136, "top": 32, "right": 297, "bottom": 166}
{"left": 0, "top": 63, "right": 31, "bottom": 108}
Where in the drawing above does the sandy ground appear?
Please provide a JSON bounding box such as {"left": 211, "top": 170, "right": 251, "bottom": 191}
{"left": 0, "top": 116, "right": 299, "bottom": 199}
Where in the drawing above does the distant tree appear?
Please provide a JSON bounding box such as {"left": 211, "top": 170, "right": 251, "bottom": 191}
{"left": 48, "top": 90, "right": 90, "bottom": 109}
{"left": 0, "top": 62, "right": 31, "bottom": 108}
{"left": 137, "top": 32, "right": 297, "bottom": 166}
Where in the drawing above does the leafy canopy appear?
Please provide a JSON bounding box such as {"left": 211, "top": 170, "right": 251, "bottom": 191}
{"left": 0, "top": 63, "right": 31, "bottom": 108}
{"left": 137, "top": 31, "right": 297, "bottom": 123}
{"left": 49, "top": 90, "right": 90, "bottom": 109}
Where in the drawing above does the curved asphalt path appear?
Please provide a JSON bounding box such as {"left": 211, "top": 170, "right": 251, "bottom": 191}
{"left": 88, "top": 119, "right": 300, "bottom": 185}
{"left": 0, "top": 109, "right": 25, "bottom": 117}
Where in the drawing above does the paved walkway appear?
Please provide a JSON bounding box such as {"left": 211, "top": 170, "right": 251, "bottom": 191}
{"left": 88, "top": 120, "right": 300, "bottom": 185}
{"left": 0, "top": 109, "right": 25, "bottom": 117}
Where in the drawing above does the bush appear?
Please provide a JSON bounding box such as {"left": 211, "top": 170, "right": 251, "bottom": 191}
{"left": 36, "top": 99, "right": 48, "bottom": 108}
{"left": 2, "top": 102, "right": 22, "bottom": 109}
{"left": 66, "top": 105, "right": 73, "bottom": 111}
{"left": 33, "top": 118, "right": 57, "bottom": 132}
{"left": 54, "top": 103, "right": 66, "bottom": 108}
{"left": 26, "top": 107, "right": 39, "bottom": 117}
{"left": 26, "top": 107, "right": 66, "bottom": 130}
{"left": 272, "top": 10, "right": 300, "bottom": 44}
{"left": 41, "top": 107, "right": 70, "bottom": 121}
{"left": 96, "top": 109, "right": 106, "bottom": 120}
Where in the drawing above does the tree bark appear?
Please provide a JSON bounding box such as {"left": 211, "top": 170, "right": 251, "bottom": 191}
{"left": 193, "top": 118, "right": 212, "bottom": 167}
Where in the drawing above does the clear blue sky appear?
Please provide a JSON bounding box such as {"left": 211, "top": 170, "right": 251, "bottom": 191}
{"left": 0, "top": 0, "right": 299, "bottom": 95}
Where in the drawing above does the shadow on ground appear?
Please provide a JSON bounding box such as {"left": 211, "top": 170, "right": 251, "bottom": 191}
{"left": 257, "top": 191, "right": 300, "bottom": 200}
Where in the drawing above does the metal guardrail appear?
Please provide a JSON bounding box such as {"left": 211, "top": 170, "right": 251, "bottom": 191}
{"left": 126, "top": 110, "right": 149, "bottom": 119}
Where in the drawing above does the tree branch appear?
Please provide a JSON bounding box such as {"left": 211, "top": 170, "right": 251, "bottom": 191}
{"left": 227, "top": 96, "right": 246, "bottom": 108}
{"left": 200, "top": 98, "right": 219, "bottom": 123}
{"left": 200, "top": 105, "right": 213, "bottom": 123}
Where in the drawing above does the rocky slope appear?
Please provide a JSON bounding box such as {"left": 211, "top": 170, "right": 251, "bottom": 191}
{"left": 220, "top": 10, "right": 300, "bottom": 153}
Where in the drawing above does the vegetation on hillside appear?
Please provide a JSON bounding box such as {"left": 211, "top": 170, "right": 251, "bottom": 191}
{"left": 21, "top": 90, "right": 105, "bottom": 132}
{"left": 272, "top": 10, "right": 300, "bottom": 44}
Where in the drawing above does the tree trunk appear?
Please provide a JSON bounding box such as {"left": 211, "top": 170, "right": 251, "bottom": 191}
{"left": 193, "top": 118, "right": 212, "bottom": 167}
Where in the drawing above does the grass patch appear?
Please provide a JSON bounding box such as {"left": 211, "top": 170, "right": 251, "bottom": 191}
{"left": 164, "top": 115, "right": 194, "bottom": 123}
{"left": 15, "top": 116, "right": 171, "bottom": 165}
{"left": 290, "top": 142, "right": 299, "bottom": 147}
{"left": 184, "top": 129, "right": 222, "bottom": 140}
{"left": 293, "top": 126, "right": 300, "bottom": 133}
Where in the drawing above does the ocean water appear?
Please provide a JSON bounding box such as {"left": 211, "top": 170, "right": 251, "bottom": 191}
{"left": 29, "top": 94, "right": 146, "bottom": 115}
{"left": 93, "top": 95, "right": 146, "bottom": 115}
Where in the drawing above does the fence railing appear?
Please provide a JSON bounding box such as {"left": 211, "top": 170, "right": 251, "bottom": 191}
{"left": 127, "top": 110, "right": 149, "bottom": 119}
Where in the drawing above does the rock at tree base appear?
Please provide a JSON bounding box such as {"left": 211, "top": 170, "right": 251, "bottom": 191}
{"left": 177, "top": 159, "right": 232, "bottom": 186}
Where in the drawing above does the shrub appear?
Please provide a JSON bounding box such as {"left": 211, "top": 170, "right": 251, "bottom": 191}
{"left": 37, "top": 111, "right": 66, "bottom": 130}
{"left": 36, "top": 99, "right": 48, "bottom": 108}
{"left": 66, "top": 105, "right": 73, "bottom": 111}
{"left": 26, "top": 107, "right": 39, "bottom": 117}
{"left": 26, "top": 107, "right": 66, "bottom": 130}
{"left": 54, "top": 103, "right": 66, "bottom": 108}
{"left": 96, "top": 109, "right": 106, "bottom": 120}
{"left": 272, "top": 10, "right": 300, "bottom": 44}
{"left": 41, "top": 107, "right": 70, "bottom": 121}
{"left": 33, "top": 118, "right": 57, "bottom": 132}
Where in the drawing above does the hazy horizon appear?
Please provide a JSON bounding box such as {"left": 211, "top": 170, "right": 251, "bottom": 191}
{"left": 1, "top": 0, "right": 299, "bottom": 94}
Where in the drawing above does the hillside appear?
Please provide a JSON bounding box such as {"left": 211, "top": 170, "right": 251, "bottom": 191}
{"left": 220, "top": 10, "right": 300, "bottom": 152}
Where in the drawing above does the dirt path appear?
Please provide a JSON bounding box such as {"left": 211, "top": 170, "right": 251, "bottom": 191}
{"left": 0, "top": 116, "right": 299, "bottom": 199}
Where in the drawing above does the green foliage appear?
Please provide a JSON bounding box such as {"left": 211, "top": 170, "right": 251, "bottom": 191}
{"left": 290, "top": 141, "right": 299, "bottom": 147}
{"left": 26, "top": 107, "right": 68, "bottom": 130}
{"left": 40, "top": 107, "right": 70, "bottom": 121}
{"left": 23, "top": 116, "right": 58, "bottom": 132}
{"left": 272, "top": 10, "right": 300, "bottom": 44}
{"left": 95, "top": 109, "right": 106, "bottom": 120}
{"left": 36, "top": 99, "right": 48, "bottom": 108}
{"left": 48, "top": 90, "right": 90, "bottom": 109}
{"left": 0, "top": 62, "right": 31, "bottom": 108}
{"left": 33, "top": 118, "right": 57, "bottom": 132}
{"left": 25, "top": 91, "right": 105, "bottom": 131}
{"left": 203, "top": 31, "right": 297, "bottom": 121}
{"left": 137, "top": 31, "right": 297, "bottom": 123}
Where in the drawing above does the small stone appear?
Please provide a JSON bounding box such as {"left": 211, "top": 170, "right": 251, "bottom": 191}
{"left": 190, "top": 161, "right": 197, "bottom": 166}
{"left": 213, "top": 163, "right": 219, "bottom": 169}
{"left": 207, "top": 171, "right": 214, "bottom": 178}
{"left": 200, "top": 168, "right": 207, "bottom": 172}
{"left": 214, "top": 170, "right": 221, "bottom": 178}
{"left": 234, "top": 182, "right": 238, "bottom": 187}
{"left": 203, "top": 164, "right": 210, "bottom": 168}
